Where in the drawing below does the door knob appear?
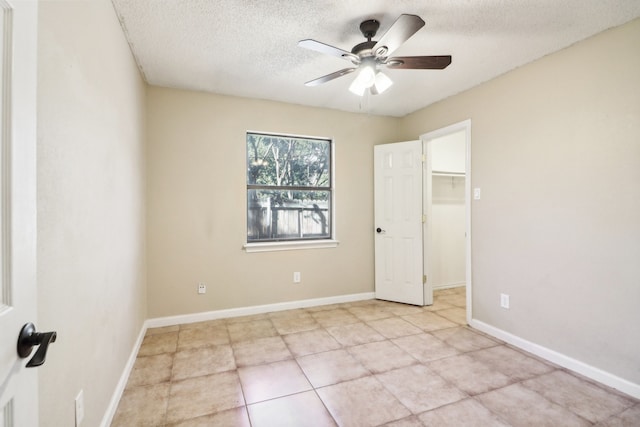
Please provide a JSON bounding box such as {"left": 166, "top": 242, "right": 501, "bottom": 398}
{"left": 376, "top": 227, "right": 386, "bottom": 234}
{"left": 17, "top": 323, "right": 57, "bottom": 368}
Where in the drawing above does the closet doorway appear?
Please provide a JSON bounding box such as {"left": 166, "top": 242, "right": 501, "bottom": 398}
{"left": 373, "top": 120, "right": 471, "bottom": 318}
{"left": 421, "top": 120, "right": 471, "bottom": 322}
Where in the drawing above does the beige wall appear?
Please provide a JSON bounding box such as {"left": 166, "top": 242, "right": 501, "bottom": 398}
{"left": 401, "top": 19, "right": 640, "bottom": 384}
{"left": 37, "top": 1, "right": 147, "bottom": 426}
{"left": 146, "top": 88, "right": 398, "bottom": 317}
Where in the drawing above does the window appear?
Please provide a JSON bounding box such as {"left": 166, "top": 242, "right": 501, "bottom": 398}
{"left": 246, "top": 132, "right": 332, "bottom": 244}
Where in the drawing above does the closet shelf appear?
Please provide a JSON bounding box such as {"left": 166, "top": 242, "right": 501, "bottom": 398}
{"left": 432, "top": 171, "right": 465, "bottom": 177}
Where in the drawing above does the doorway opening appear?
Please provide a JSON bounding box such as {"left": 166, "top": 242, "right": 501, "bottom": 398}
{"left": 421, "top": 120, "right": 472, "bottom": 324}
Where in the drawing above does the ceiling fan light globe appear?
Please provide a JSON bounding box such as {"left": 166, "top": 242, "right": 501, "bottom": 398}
{"left": 360, "top": 66, "right": 376, "bottom": 88}
{"left": 374, "top": 71, "right": 393, "bottom": 94}
{"left": 349, "top": 65, "right": 376, "bottom": 96}
{"left": 349, "top": 79, "right": 367, "bottom": 96}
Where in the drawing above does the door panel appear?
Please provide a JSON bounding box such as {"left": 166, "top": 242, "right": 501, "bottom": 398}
{"left": 374, "top": 141, "right": 424, "bottom": 306}
{"left": 0, "top": 2, "right": 39, "bottom": 426}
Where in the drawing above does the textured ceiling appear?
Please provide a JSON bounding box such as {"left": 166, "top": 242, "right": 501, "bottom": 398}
{"left": 111, "top": 0, "right": 640, "bottom": 117}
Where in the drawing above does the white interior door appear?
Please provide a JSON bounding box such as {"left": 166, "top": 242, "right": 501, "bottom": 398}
{"left": 0, "top": 1, "right": 39, "bottom": 426}
{"left": 374, "top": 141, "right": 425, "bottom": 306}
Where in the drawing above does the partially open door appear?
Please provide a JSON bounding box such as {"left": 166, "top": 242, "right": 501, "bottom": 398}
{"left": 0, "top": 2, "right": 39, "bottom": 426}
{"left": 374, "top": 141, "right": 425, "bottom": 306}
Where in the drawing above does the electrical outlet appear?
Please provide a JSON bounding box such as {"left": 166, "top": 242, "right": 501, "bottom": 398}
{"left": 198, "top": 283, "right": 206, "bottom": 294}
{"left": 293, "top": 272, "right": 301, "bottom": 283}
{"left": 500, "top": 293, "right": 510, "bottom": 309}
{"left": 75, "top": 389, "right": 84, "bottom": 426}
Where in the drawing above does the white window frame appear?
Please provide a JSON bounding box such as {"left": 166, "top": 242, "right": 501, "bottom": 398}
{"left": 244, "top": 131, "right": 338, "bottom": 253}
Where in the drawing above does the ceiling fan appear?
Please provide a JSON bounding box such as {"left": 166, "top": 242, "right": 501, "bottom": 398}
{"left": 298, "top": 14, "right": 451, "bottom": 96}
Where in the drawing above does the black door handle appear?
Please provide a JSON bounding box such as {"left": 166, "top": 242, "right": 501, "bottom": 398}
{"left": 17, "top": 323, "right": 57, "bottom": 368}
{"left": 376, "top": 227, "right": 386, "bottom": 234}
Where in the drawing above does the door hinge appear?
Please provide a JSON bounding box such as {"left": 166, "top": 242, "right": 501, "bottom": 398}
{"left": 421, "top": 154, "right": 426, "bottom": 162}
{"left": 422, "top": 214, "right": 426, "bottom": 223}
{"left": 423, "top": 275, "right": 427, "bottom": 284}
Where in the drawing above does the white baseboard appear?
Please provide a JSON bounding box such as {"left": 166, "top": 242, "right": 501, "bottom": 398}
{"left": 146, "top": 292, "right": 375, "bottom": 328}
{"left": 100, "top": 322, "right": 148, "bottom": 427}
{"left": 469, "top": 319, "right": 640, "bottom": 399}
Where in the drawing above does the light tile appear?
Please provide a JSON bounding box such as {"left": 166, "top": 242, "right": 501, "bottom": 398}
{"left": 383, "top": 415, "right": 425, "bottom": 427}
{"left": 177, "top": 324, "right": 229, "bottom": 350}
{"left": 367, "top": 317, "right": 423, "bottom": 339}
{"left": 317, "top": 376, "right": 411, "bottom": 426}
{"left": 227, "top": 319, "right": 277, "bottom": 342}
{"left": 596, "top": 403, "right": 640, "bottom": 426}
{"left": 431, "top": 326, "right": 500, "bottom": 352}
{"left": 347, "top": 341, "right": 417, "bottom": 374}
{"left": 377, "top": 364, "right": 467, "bottom": 413}
{"left": 271, "top": 313, "right": 320, "bottom": 335}
{"left": 282, "top": 328, "right": 341, "bottom": 357}
{"left": 522, "top": 370, "right": 636, "bottom": 423}
{"left": 311, "top": 308, "right": 360, "bottom": 327}
{"left": 401, "top": 312, "right": 457, "bottom": 331}
{"left": 469, "top": 345, "right": 554, "bottom": 381}
{"left": 297, "top": 349, "right": 370, "bottom": 388}
{"left": 118, "top": 290, "right": 640, "bottom": 427}
{"left": 437, "top": 293, "right": 467, "bottom": 307}
{"left": 171, "top": 345, "right": 236, "bottom": 381}
{"left": 238, "top": 360, "right": 312, "bottom": 404}
{"left": 422, "top": 300, "right": 455, "bottom": 311}
{"left": 268, "top": 308, "right": 309, "bottom": 319}
{"left": 417, "top": 398, "right": 510, "bottom": 427}
{"left": 126, "top": 353, "right": 173, "bottom": 388}
{"left": 111, "top": 383, "right": 170, "bottom": 426}
{"left": 478, "top": 383, "right": 591, "bottom": 426}
{"left": 383, "top": 303, "right": 425, "bottom": 316}
{"left": 247, "top": 391, "right": 337, "bottom": 427}
{"left": 179, "top": 319, "right": 226, "bottom": 330}
{"left": 326, "top": 322, "right": 385, "bottom": 346}
{"left": 231, "top": 336, "right": 292, "bottom": 367}
{"left": 429, "top": 354, "right": 512, "bottom": 395}
{"left": 138, "top": 331, "right": 178, "bottom": 356}
{"left": 146, "top": 325, "right": 180, "bottom": 336}
{"left": 168, "top": 407, "right": 251, "bottom": 427}
{"left": 166, "top": 371, "right": 245, "bottom": 424}
{"left": 225, "top": 313, "right": 270, "bottom": 324}
{"left": 347, "top": 305, "right": 394, "bottom": 321}
{"left": 392, "top": 333, "right": 459, "bottom": 362}
{"left": 434, "top": 307, "right": 467, "bottom": 325}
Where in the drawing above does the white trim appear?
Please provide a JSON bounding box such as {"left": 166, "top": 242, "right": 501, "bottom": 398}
{"left": 470, "top": 319, "right": 640, "bottom": 399}
{"left": 244, "top": 239, "right": 339, "bottom": 253}
{"left": 0, "top": 0, "right": 12, "bottom": 313}
{"left": 147, "top": 291, "right": 375, "bottom": 328}
{"left": 100, "top": 323, "right": 147, "bottom": 427}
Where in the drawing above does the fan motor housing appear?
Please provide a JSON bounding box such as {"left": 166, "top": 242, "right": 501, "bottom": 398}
{"left": 351, "top": 40, "right": 376, "bottom": 56}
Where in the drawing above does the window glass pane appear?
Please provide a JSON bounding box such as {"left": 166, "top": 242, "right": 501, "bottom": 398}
{"left": 247, "top": 189, "right": 330, "bottom": 241}
{"left": 247, "top": 133, "right": 330, "bottom": 188}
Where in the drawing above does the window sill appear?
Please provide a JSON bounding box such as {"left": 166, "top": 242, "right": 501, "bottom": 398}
{"left": 244, "top": 240, "right": 339, "bottom": 253}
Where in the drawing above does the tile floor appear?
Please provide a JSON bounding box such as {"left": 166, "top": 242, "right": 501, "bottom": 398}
{"left": 112, "top": 287, "right": 639, "bottom": 426}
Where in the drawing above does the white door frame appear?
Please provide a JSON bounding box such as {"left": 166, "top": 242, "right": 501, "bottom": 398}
{"left": 420, "top": 119, "right": 472, "bottom": 323}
